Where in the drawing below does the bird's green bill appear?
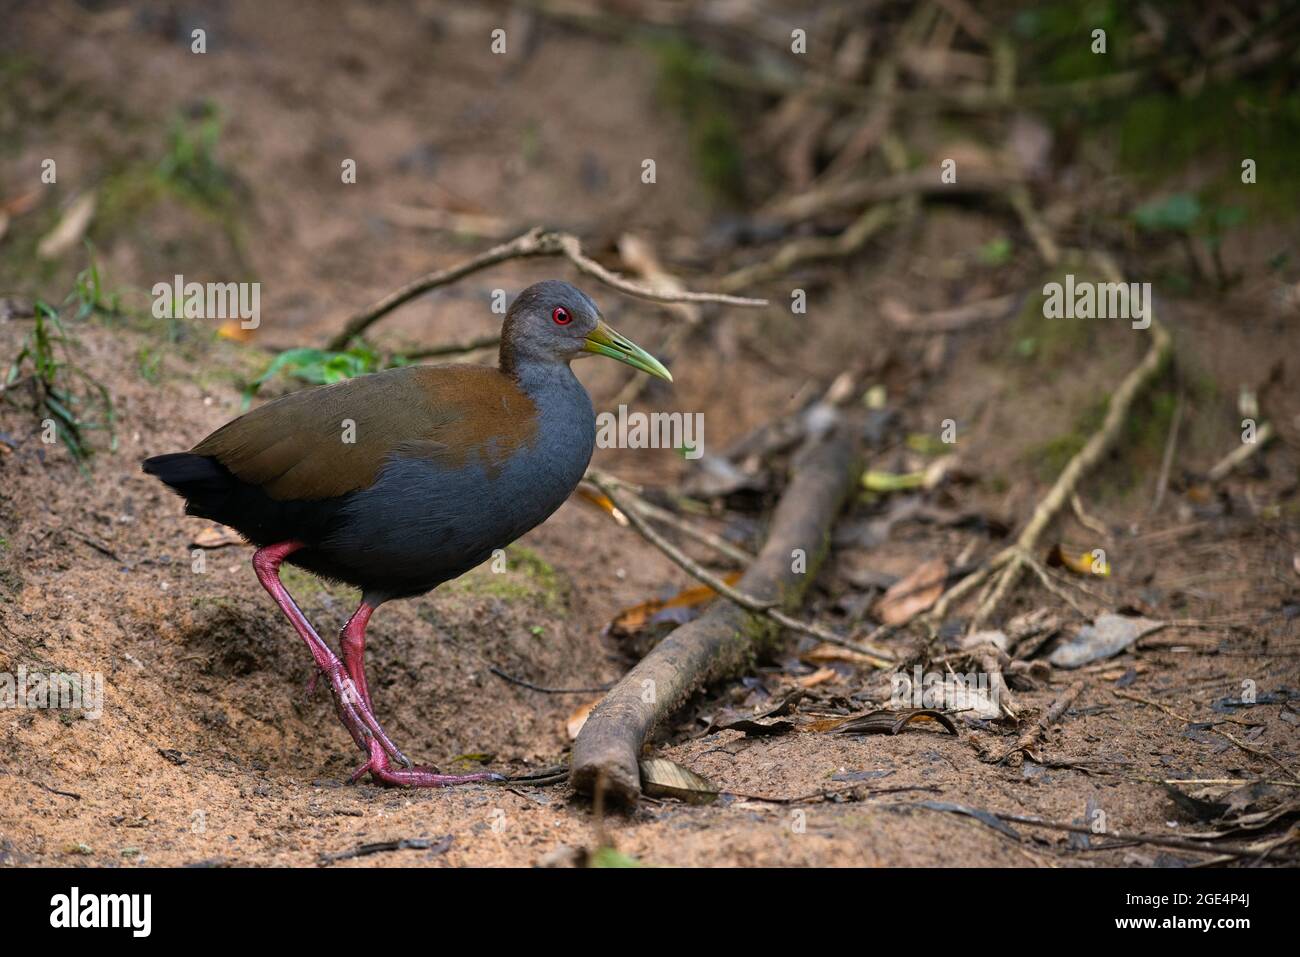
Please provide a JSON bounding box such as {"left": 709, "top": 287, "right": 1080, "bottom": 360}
{"left": 583, "top": 320, "right": 673, "bottom": 382}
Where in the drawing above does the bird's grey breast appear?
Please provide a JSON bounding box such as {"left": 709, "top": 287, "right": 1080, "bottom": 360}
{"left": 323, "top": 368, "right": 594, "bottom": 587}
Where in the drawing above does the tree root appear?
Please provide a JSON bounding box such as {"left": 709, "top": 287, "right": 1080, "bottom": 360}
{"left": 571, "top": 418, "right": 863, "bottom": 802}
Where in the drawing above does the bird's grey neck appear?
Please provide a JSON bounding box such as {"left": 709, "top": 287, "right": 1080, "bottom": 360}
{"left": 506, "top": 356, "right": 584, "bottom": 402}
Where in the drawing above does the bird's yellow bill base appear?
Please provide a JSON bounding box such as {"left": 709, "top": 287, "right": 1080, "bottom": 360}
{"left": 583, "top": 319, "right": 673, "bottom": 382}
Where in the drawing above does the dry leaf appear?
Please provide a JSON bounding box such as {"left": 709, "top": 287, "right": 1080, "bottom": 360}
{"left": 1048, "top": 614, "right": 1166, "bottom": 669}
{"left": 639, "top": 758, "right": 716, "bottom": 804}
{"left": 217, "top": 321, "right": 256, "bottom": 342}
{"left": 609, "top": 573, "right": 741, "bottom": 637}
{"left": 797, "top": 667, "right": 837, "bottom": 688}
{"left": 190, "top": 525, "right": 244, "bottom": 549}
{"left": 828, "top": 708, "right": 959, "bottom": 736}
{"left": 801, "top": 642, "right": 880, "bottom": 666}
{"left": 566, "top": 699, "right": 597, "bottom": 740}
{"left": 3, "top": 189, "right": 42, "bottom": 217}
{"left": 37, "top": 191, "right": 96, "bottom": 260}
{"left": 712, "top": 716, "right": 796, "bottom": 737}
{"left": 1047, "top": 543, "right": 1110, "bottom": 577}
{"left": 875, "top": 558, "right": 947, "bottom": 625}
{"left": 574, "top": 485, "right": 628, "bottom": 526}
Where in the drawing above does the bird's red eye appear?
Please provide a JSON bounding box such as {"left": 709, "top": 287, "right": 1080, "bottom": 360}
{"left": 552, "top": 306, "right": 572, "bottom": 325}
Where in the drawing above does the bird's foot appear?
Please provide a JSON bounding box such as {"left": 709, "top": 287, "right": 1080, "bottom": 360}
{"left": 350, "top": 739, "right": 505, "bottom": 788}
{"left": 321, "top": 662, "right": 413, "bottom": 769}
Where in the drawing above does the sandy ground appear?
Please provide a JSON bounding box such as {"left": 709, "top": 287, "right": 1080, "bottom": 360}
{"left": 1, "top": 1, "right": 1298, "bottom": 867}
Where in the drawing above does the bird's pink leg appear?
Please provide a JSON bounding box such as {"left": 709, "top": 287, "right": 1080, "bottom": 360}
{"left": 339, "top": 601, "right": 376, "bottom": 711}
{"left": 351, "top": 738, "right": 505, "bottom": 788}
{"left": 252, "top": 541, "right": 410, "bottom": 767}
{"left": 339, "top": 600, "right": 503, "bottom": 788}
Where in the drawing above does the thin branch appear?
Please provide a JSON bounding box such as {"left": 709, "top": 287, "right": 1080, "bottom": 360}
{"left": 961, "top": 251, "right": 1172, "bottom": 629}
{"left": 1150, "top": 390, "right": 1185, "bottom": 512}
{"left": 586, "top": 470, "right": 754, "bottom": 566}
{"left": 1115, "top": 689, "right": 1300, "bottom": 782}
{"left": 328, "top": 227, "right": 767, "bottom": 350}
{"left": 990, "top": 680, "right": 1084, "bottom": 765}
{"left": 760, "top": 167, "right": 1021, "bottom": 226}
{"left": 488, "top": 666, "right": 612, "bottom": 695}
{"left": 719, "top": 204, "right": 893, "bottom": 292}
{"left": 586, "top": 473, "right": 894, "bottom": 666}
{"left": 401, "top": 333, "right": 501, "bottom": 361}
{"left": 1207, "top": 421, "right": 1275, "bottom": 482}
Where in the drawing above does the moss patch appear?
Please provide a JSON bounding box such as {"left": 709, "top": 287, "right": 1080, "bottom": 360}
{"left": 443, "top": 545, "right": 569, "bottom": 612}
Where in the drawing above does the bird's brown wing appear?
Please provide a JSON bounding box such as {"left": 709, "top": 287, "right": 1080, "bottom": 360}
{"left": 193, "top": 365, "right": 539, "bottom": 500}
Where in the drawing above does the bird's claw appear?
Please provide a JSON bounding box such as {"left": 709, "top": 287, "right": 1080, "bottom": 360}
{"left": 350, "top": 741, "right": 504, "bottom": 788}
{"left": 322, "top": 663, "right": 411, "bottom": 768}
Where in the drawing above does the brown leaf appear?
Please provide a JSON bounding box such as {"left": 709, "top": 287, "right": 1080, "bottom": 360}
{"left": 190, "top": 525, "right": 244, "bottom": 549}
{"left": 712, "top": 717, "right": 796, "bottom": 737}
{"left": 566, "top": 700, "right": 597, "bottom": 740}
{"left": 801, "top": 642, "right": 880, "bottom": 666}
{"left": 574, "top": 485, "right": 628, "bottom": 526}
{"left": 639, "top": 758, "right": 716, "bottom": 804}
{"left": 216, "top": 321, "right": 256, "bottom": 342}
{"left": 829, "top": 708, "right": 959, "bottom": 736}
{"left": 875, "top": 558, "right": 947, "bottom": 625}
{"left": 609, "top": 573, "right": 741, "bottom": 638}
{"left": 797, "top": 667, "right": 837, "bottom": 689}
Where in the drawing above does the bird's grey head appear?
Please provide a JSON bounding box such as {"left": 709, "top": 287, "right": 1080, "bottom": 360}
{"left": 500, "top": 280, "right": 672, "bottom": 381}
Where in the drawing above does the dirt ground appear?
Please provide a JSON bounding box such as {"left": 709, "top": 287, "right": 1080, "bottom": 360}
{"left": 1, "top": 2, "right": 1298, "bottom": 867}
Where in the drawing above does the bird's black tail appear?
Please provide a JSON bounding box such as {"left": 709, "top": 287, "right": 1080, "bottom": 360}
{"left": 142, "top": 452, "right": 340, "bottom": 549}
{"left": 143, "top": 452, "right": 269, "bottom": 540}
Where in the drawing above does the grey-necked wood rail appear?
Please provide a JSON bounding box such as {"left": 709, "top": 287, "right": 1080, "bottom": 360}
{"left": 144, "top": 280, "right": 671, "bottom": 787}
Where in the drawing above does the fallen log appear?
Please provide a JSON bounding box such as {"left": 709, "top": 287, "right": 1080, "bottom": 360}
{"left": 570, "top": 418, "right": 861, "bottom": 802}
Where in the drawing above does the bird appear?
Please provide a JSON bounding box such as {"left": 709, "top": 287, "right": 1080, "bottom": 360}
{"left": 143, "top": 280, "right": 671, "bottom": 787}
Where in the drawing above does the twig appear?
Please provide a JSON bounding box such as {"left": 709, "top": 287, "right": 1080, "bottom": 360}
{"left": 990, "top": 680, "right": 1084, "bottom": 765}
{"left": 1007, "top": 185, "right": 1060, "bottom": 265}
{"left": 1115, "top": 689, "right": 1300, "bottom": 782}
{"left": 966, "top": 251, "right": 1172, "bottom": 629}
{"left": 1207, "top": 421, "right": 1274, "bottom": 482}
{"left": 908, "top": 803, "right": 1300, "bottom": 862}
{"left": 1070, "top": 493, "right": 1108, "bottom": 538}
{"left": 488, "top": 666, "right": 612, "bottom": 696}
{"left": 401, "top": 333, "right": 501, "bottom": 361}
{"left": 586, "top": 470, "right": 754, "bottom": 566}
{"left": 553, "top": 232, "right": 766, "bottom": 308}
{"left": 760, "top": 167, "right": 1022, "bottom": 226}
{"left": 1022, "top": 553, "right": 1092, "bottom": 617}
{"left": 319, "top": 834, "right": 453, "bottom": 865}
{"left": 33, "top": 780, "right": 82, "bottom": 800}
{"left": 719, "top": 204, "right": 893, "bottom": 291}
{"left": 1151, "top": 391, "right": 1185, "bottom": 513}
{"left": 881, "top": 293, "right": 1016, "bottom": 334}
{"left": 610, "top": 233, "right": 706, "bottom": 407}
{"left": 586, "top": 473, "right": 892, "bottom": 665}
{"left": 328, "top": 227, "right": 766, "bottom": 350}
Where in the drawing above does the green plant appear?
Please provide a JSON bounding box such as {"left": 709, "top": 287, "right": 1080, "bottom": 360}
{"left": 242, "top": 341, "right": 390, "bottom": 406}
{"left": 1132, "top": 193, "right": 1245, "bottom": 288}
{"left": 3, "top": 301, "right": 116, "bottom": 466}
{"left": 66, "top": 245, "right": 123, "bottom": 320}
{"left": 651, "top": 38, "right": 746, "bottom": 203}
{"left": 156, "top": 102, "right": 233, "bottom": 212}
